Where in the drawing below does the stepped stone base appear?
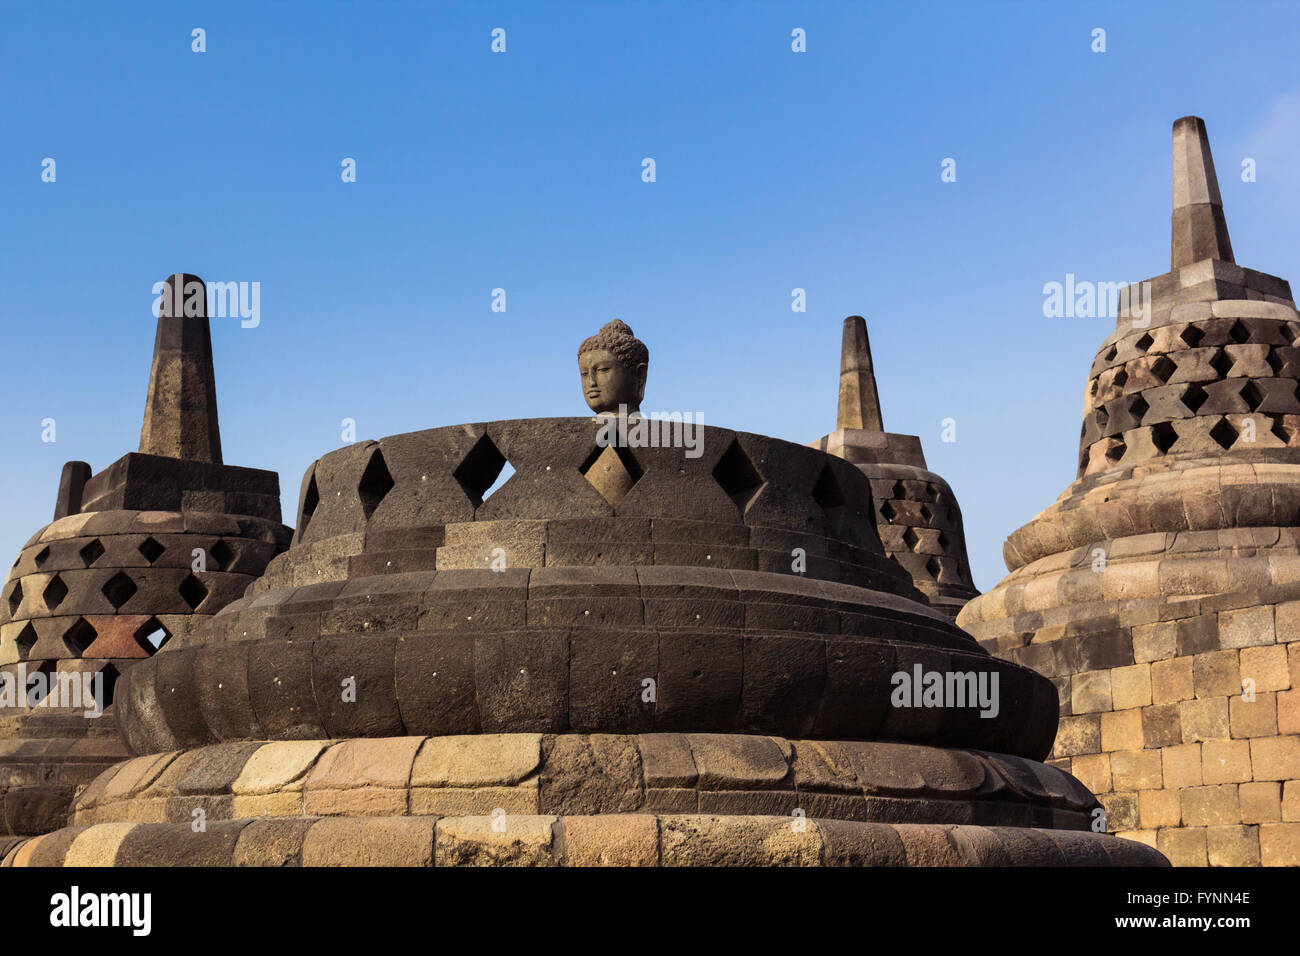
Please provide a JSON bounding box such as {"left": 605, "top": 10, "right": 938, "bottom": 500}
{"left": 2, "top": 815, "right": 1163, "bottom": 867}
{"left": 0, "top": 732, "right": 1168, "bottom": 866}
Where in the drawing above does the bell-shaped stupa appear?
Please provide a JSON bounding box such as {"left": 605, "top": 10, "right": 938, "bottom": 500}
{"left": 810, "top": 317, "right": 980, "bottom": 618}
{"left": 0, "top": 275, "right": 291, "bottom": 849}
{"left": 2, "top": 319, "right": 1164, "bottom": 867}
{"left": 959, "top": 118, "right": 1300, "bottom": 867}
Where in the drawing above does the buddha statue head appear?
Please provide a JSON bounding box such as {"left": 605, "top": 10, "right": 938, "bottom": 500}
{"left": 578, "top": 319, "right": 648, "bottom": 415}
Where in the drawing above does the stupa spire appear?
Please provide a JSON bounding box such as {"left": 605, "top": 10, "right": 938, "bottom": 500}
{"left": 1171, "top": 115, "right": 1234, "bottom": 268}
{"left": 139, "top": 273, "right": 223, "bottom": 463}
{"left": 837, "top": 315, "right": 884, "bottom": 432}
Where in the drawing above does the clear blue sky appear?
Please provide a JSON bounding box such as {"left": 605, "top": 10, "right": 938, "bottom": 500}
{"left": 2, "top": 0, "right": 1298, "bottom": 591}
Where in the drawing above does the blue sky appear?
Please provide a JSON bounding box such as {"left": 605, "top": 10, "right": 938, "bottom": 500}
{"left": 2, "top": 0, "right": 1298, "bottom": 590}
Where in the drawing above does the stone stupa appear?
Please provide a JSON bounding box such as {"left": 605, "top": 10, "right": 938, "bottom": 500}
{"left": 0, "top": 274, "right": 291, "bottom": 850}
{"left": 810, "top": 317, "right": 980, "bottom": 618}
{"left": 959, "top": 118, "right": 1300, "bottom": 867}
{"left": 3, "top": 319, "right": 1164, "bottom": 867}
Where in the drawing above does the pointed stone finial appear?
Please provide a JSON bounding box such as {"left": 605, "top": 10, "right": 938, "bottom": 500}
{"left": 139, "top": 273, "right": 223, "bottom": 464}
{"left": 1171, "top": 116, "right": 1234, "bottom": 269}
{"left": 837, "top": 316, "right": 884, "bottom": 432}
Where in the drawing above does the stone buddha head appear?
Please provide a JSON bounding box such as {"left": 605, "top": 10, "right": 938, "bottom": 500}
{"left": 578, "top": 319, "right": 648, "bottom": 415}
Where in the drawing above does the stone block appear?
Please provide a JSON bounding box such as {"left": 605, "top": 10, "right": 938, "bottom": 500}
{"left": 1070, "top": 753, "right": 1111, "bottom": 795}
{"left": 1163, "top": 743, "right": 1203, "bottom": 789}
{"left": 1179, "top": 698, "right": 1229, "bottom": 742}
{"left": 1239, "top": 644, "right": 1290, "bottom": 692}
{"left": 1230, "top": 693, "right": 1278, "bottom": 738}
{"left": 1283, "top": 781, "right": 1300, "bottom": 821}
{"left": 435, "top": 814, "right": 558, "bottom": 867}
{"left": 1111, "top": 663, "right": 1152, "bottom": 709}
{"left": 1142, "top": 703, "right": 1182, "bottom": 748}
{"left": 1218, "top": 605, "right": 1275, "bottom": 649}
{"left": 1139, "top": 789, "right": 1181, "bottom": 829}
{"left": 1250, "top": 736, "right": 1300, "bottom": 781}
{"left": 410, "top": 734, "right": 541, "bottom": 789}
{"left": 1111, "top": 750, "right": 1163, "bottom": 791}
{"left": 561, "top": 814, "right": 659, "bottom": 866}
{"left": 1206, "top": 825, "right": 1259, "bottom": 866}
{"left": 1260, "top": 823, "right": 1300, "bottom": 866}
{"left": 1151, "top": 657, "right": 1194, "bottom": 704}
{"left": 1201, "top": 739, "right": 1253, "bottom": 785}
{"left": 1239, "top": 781, "right": 1281, "bottom": 824}
{"left": 1054, "top": 715, "right": 1101, "bottom": 758}
{"left": 655, "top": 814, "right": 823, "bottom": 866}
{"left": 1100, "top": 709, "right": 1144, "bottom": 752}
{"left": 1072, "top": 670, "right": 1112, "bottom": 714}
{"left": 1157, "top": 826, "right": 1207, "bottom": 867}
{"left": 303, "top": 817, "right": 435, "bottom": 866}
{"left": 1133, "top": 622, "right": 1177, "bottom": 663}
{"left": 1193, "top": 649, "right": 1240, "bottom": 698}
{"left": 1280, "top": 689, "right": 1300, "bottom": 735}
{"left": 1181, "top": 785, "right": 1240, "bottom": 827}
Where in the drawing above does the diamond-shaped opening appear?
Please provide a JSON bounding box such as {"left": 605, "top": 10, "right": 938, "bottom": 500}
{"left": 1112, "top": 367, "right": 1128, "bottom": 390}
{"left": 902, "top": 526, "right": 921, "bottom": 551}
{"left": 138, "top": 536, "right": 165, "bottom": 564}
{"left": 878, "top": 500, "right": 896, "bottom": 525}
{"left": 62, "top": 617, "right": 98, "bottom": 655}
{"left": 712, "top": 439, "right": 764, "bottom": 513}
{"left": 178, "top": 574, "right": 208, "bottom": 611}
{"left": 925, "top": 555, "right": 942, "bottom": 579}
{"left": 42, "top": 574, "right": 68, "bottom": 611}
{"left": 1129, "top": 394, "right": 1149, "bottom": 424}
{"left": 890, "top": 480, "right": 906, "bottom": 500}
{"left": 299, "top": 471, "right": 320, "bottom": 536}
{"left": 1181, "top": 324, "right": 1206, "bottom": 348}
{"left": 1151, "top": 355, "right": 1177, "bottom": 384}
{"left": 34, "top": 546, "right": 50, "bottom": 568}
{"left": 101, "top": 571, "right": 137, "bottom": 611}
{"left": 919, "top": 503, "right": 933, "bottom": 522}
{"left": 1210, "top": 417, "right": 1239, "bottom": 450}
{"left": 134, "top": 617, "right": 172, "bottom": 654}
{"left": 579, "top": 444, "right": 644, "bottom": 508}
{"left": 1182, "top": 383, "right": 1208, "bottom": 414}
{"left": 454, "top": 434, "right": 512, "bottom": 508}
{"left": 938, "top": 531, "right": 950, "bottom": 549}
{"left": 358, "top": 448, "right": 395, "bottom": 519}
{"left": 1268, "top": 349, "right": 1286, "bottom": 376}
{"left": 1241, "top": 380, "right": 1265, "bottom": 412}
{"left": 1104, "top": 438, "right": 1126, "bottom": 465}
{"left": 1287, "top": 323, "right": 1300, "bottom": 345}
{"left": 1151, "top": 421, "right": 1179, "bottom": 454}
{"left": 810, "top": 463, "right": 845, "bottom": 511}
{"left": 924, "top": 482, "right": 938, "bottom": 501}
{"left": 1095, "top": 405, "right": 1109, "bottom": 428}
{"left": 15, "top": 622, "right": 37, "bottom": 658}
{"left": 1210, "top": 349, "right": 1235, "bottom": 378}
{"left": 26, "top": 661, "right": 57, "bottom": 708}
{"left": 7, "top": 581, "right": 21, "bottom": 615}
{"left": 1135, "top": 333, "right": 1154, "bottom": 353}
{"left": 1272, "top": 418, "right": 1293, "bottom": 445}
{"left": 210, "top": 540, "right": 236, "bottom": 572}
{"left": 94, "top": 664, "right": 120, "bottom": 709}
{"left": 80, "top": 538, "right": 105, "bottom": 567}
{"left": 1104, "top": 345, "right": 1117, "bottom": 362}
{"left": 1229, "top": 319, "right": 1251, "bottom": 344}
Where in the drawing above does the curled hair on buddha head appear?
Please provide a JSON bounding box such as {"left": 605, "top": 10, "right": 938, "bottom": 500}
{"left": 578, "top": 319, "right": 649, "bottom": 370}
